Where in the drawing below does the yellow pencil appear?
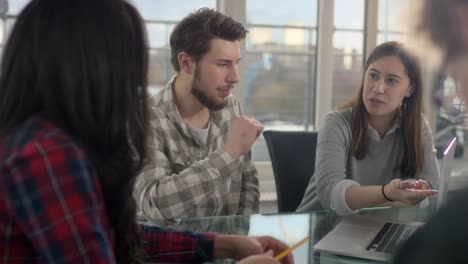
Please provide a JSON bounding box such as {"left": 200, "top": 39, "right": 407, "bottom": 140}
{"left": 274, "top": 236, "right": 310, "bottom": 261}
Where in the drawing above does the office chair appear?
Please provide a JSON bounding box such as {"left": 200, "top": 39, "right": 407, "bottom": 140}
{"left": 263, "top": 130, "right": 318, "bottom": 213}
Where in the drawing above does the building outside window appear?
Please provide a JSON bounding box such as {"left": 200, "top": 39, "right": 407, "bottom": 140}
{"left": 245, "top": 0, "right": 318, "bottom": 161}
{"left": 331, "top": 0, "right": 364, "bottom": 108}
{"left": 132, "top": 0, "right": 216, "bottom": 95}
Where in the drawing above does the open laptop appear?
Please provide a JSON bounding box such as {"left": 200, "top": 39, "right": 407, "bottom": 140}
{"left": 313, "top": 137, "right": 457, "bottom": 262}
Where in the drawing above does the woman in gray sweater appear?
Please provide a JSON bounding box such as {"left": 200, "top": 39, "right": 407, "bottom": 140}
{"left": 297, "top": 42, "right": 439, "bottom": 215}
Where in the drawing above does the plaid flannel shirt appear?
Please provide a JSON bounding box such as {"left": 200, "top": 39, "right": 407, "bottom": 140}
{"left": 0, "top": 116, "right": 215, "bottom": 263}
{"left": 135, "top": 76, "right": 260, "bottom": 224}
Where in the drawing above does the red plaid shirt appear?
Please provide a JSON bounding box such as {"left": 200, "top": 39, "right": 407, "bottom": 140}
{"left": 0, "top": 116, "right": 215, "bottom": 263}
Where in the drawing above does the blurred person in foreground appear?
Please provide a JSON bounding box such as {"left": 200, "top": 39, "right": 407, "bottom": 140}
{"left": 394, "top": 0, "right": 468, "bottom": 263}
{"left": 0, "top": 0, "right": 291, "bottom": 263}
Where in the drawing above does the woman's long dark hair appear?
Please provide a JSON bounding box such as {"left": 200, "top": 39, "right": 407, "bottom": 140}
{"left": 0, "top": 0, "right": 149, "bottom": 262}
{"left": 339, "top": 41, "right": 424, "bottom": 178}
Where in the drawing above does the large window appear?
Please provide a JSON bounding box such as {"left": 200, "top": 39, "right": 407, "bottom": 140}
{"left": 331, "top": 0, "right": 364, "bottom": 108}
{"left": 377, "top": 0, "right": 408, "bottom": 44}
{"left": 0, "top": 1, "right": 216, "bottom": 95}
{"left": 245, "top": 0, "right": 318, "bottom": 161}
{"left": 132, "top": 0, "right": 216, "bottom": 94}
{"left": 0, "top": 0, "right": 27, "bottom": 48}
{"left": 5, "top": 0, "right": 27, "bottom": 14}
{"left": 3, "top": 0, "right": 466, "bottom": 173}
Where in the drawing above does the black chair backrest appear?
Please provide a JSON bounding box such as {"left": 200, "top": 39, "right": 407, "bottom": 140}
{"left": 263, "top": 130, "right": 318, "bottom": 213}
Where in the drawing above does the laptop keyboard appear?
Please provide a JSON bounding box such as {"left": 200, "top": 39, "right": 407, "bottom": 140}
{"left": 365, "top": 222, "right": 417, "bottom": 254}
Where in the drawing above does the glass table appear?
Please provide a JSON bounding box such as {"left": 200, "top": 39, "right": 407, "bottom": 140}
{"left": 149, "top": 206, "right": 435, "bottom": 264}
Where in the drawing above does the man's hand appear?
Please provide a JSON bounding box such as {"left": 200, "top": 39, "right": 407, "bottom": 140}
{"left": 225, "top": 116, "right": 264, "bottom": 159}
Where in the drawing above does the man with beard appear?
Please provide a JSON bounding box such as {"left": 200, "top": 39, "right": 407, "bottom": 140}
{"left": 135, "top": 8, "right": 264, "bottom": 224}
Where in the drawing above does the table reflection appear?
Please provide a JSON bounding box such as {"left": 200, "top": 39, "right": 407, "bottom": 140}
{"left": 147, "top": 206, "right": 433, "bottom": 264}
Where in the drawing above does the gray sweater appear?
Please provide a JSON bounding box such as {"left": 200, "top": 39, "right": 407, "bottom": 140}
{"left": 296, "top": 108, "right": 439, "bottom": 214}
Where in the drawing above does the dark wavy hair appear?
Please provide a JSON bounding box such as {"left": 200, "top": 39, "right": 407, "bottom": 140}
{"left": 0, "top": 0, "right": 149, "bottom": 262}
{"left": 170, "top": 7, "right": 248, "bottom": 71}
{"left": 339, "top": 41, "right": 425, "bottom": 178}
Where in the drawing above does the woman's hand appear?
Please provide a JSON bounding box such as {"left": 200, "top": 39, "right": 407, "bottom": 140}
{"left": 214, "top": 235, "right": 294, "bottom": 264}
{"left": 384, "top": 179, "right": 438, "bottom": 205}
{"left": 399, "top": 179, "right": 431, "bottom": 190}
